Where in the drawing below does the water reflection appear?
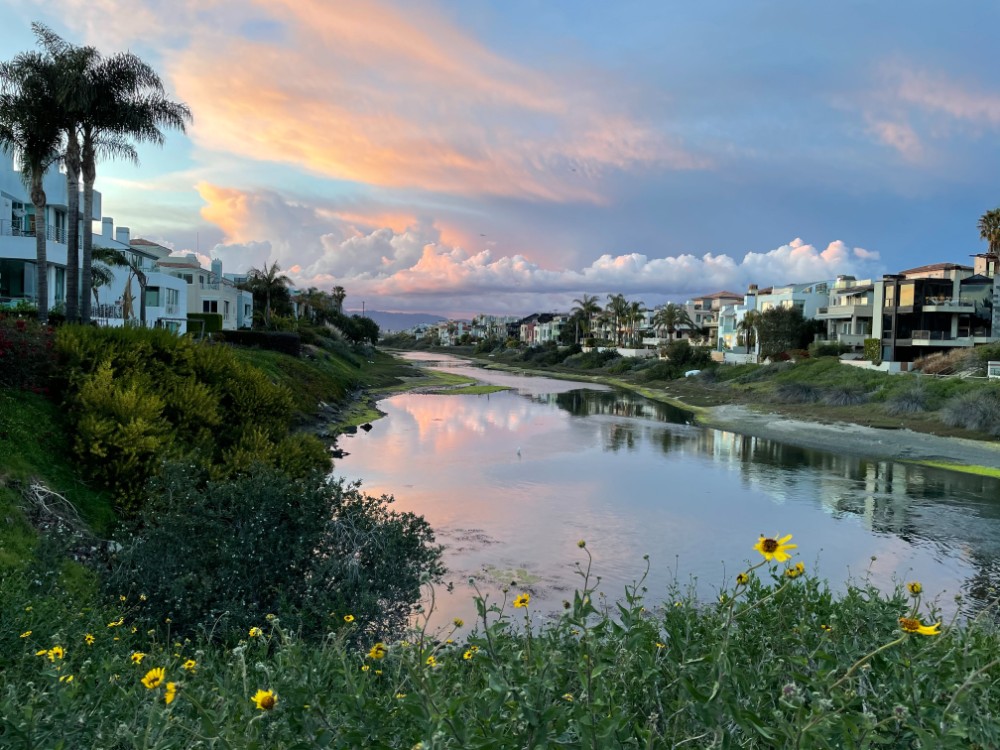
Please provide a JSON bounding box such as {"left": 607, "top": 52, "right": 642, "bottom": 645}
{"left": 335, "top": 353, "right": 1000, "bottom": 628}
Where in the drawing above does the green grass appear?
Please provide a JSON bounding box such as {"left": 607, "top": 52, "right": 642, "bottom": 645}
{"left": 427, "top": 385, "right": 509, "bottom": 395}
{"left": 914, "top": 460, "right": 1000, "bottom": 478}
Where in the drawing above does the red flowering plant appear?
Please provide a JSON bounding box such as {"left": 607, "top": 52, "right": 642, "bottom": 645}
{"left": 0, "top": 315, "right": 57, "bottom": 392}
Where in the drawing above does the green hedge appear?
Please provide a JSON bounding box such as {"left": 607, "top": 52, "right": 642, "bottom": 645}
{"left": 215, "top": 329, "right": 301, "bottom": 357}
{"left": 187, "top": 312, "right": 223, "bottom": 334}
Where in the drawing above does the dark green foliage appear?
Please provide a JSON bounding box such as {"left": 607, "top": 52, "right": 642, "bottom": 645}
{"left": 105, "top": 465, "right": 443, "bottom": 643}
{"left": 756, "top": 307, "right": 809, "bottom": 359}
{"left": 54, "top": 326, "right": 329, "bottom": 512}
{"left": 0, "top": 316, "right": 56, "bottom": 391}
{"left": 521, "top": 342, "right": 581, "bottom": 366}
{"left": 563, "top": 349, "right": 621, "bottom": 369}
{"left": 187, "top": 312, "right": 223, "bottom": 334}
{"left": 884, "top": 387, "right": 929, "bottom": 416}
{"left": 216, "top": 329, "right": 302, "bottom": 356}
{"left": 940, "top": 390, "right": 1000, "bottom": 435}
{"left": 808, "top": 340, "right": 850, "bottom": 357}
{"left": 863, "top": 337, "right": 881, "bottom": 363}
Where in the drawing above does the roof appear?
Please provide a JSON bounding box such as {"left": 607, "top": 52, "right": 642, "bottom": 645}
{"left": 839, "top": 284, "right": 874, "bottom": 295}
{"left": 696, "top": 290, "right": 743, "bottom": 300}
{"left": 898, "top": 262, "right": 973, "bottom": 275}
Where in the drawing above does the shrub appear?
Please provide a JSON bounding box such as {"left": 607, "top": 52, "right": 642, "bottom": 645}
{"left": 863, "top": 338, "right": 881, "bottom": 363}
{"left": 187, "top": 312, "right": 223, "bottom": 334}
{"left": 821, "top": 386, "right": 869, "bottom": 407}
{"left": 808, "top": 341, "right": 850, "bottom": 357}
{"left": 216, "top": 330, "right": 302, "bottom": 357}
{"left": 105, "top": 465, "right": 443, "bottom": 643}
{"left": 563, "top": 349, "right": 621, "bottom": 370}
{"left": 940, "top": 390, "right": 1000, "bottom": 435}
{"left": 884, "top": 387, "right": 929, "bottom": 416}
{"left": 0, "top": 317, "right": 56, "bottom": 391}
{"left": 774, "top": 382, "right": 820, "bottom": 403}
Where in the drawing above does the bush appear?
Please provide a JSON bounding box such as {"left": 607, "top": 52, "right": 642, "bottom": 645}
{"left": 216, "top": 330, "right": 302, "bottom": 357}
{"left": 808, "top": 341, "right": 850, "bottom": 358}
{"left": 821, "top": 386, "right": 869, "bottom": 407}
{"left": 774, "top": 382, "right": 820, "bottom": 403}
{"left": 940, "top": 390, "right": 1000, "bottom": 435}
{"left": 105, "top": 466, "right": 444, "bottom": 644}
{"left": 187, "top": 312, "right": 223, "bottom": 334}
{"left": 863, "top": 338, "right": 881, "bottom": 363}
{"left": 563, "top": 349, "right": 621, "bottom": 370}
{"left": 884, "top": 387, "right": 930, "bottom": 416}
{"left": 0, "top": 317, "right": 56, "bottom": 391}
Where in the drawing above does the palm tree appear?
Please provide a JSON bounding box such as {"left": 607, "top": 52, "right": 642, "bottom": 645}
{"left": 247, "top": 261, "right": 291, "bottom": 328}
{"left": 66, "top": 37, "right": 191, "bottom": 323}
{"left": 89, "top": 247, "right": 119, "bottom": 313}
{"left": 652, "top": 303, "right": 696, "bottom": 342}
{"left": 626, "top": 300, "right": 646, "bottom": 346}
{"left": 737, "top": 310, "right": 761, "bottom": 361}
{"left": 605, "top": 293, "right": 629, "bottom": 346}
{"left": 92, "top": 245, "right": 150, "bottom": 325}
{"left": 571, "top": 293, "right": 601, "bottom": 342}
{"left": 978, "top": 208, "right": 1000, "bottom": 260}
{"left": 331, "top": 285, "right": 346, "bottom": 314}
{"left": 0, "top": 50, "right": 64, "bottom": 324}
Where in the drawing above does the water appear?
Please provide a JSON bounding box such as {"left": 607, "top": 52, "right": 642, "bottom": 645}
{"left": 334, "top": 352, "right": 1000, "bottom": 630}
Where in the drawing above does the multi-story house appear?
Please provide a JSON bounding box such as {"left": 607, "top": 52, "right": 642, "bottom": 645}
{"left": 685, "top": 291, "right": 742, "bottom": 345}
{"left": 874, "top": 260, "right": 1000, "bottom": 363}
{"left": 157, "top": 254, "right": 253, "bottom": 331}
{"left": 815, "top": 275, "right": 875, "bottom": 351}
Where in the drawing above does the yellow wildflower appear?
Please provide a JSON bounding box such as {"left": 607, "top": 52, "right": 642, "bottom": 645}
{"left": 563, "top": 693, "right": 574, "bottom": 702}
{"left": 426, "top": 655, "right": 437, "bottom": 667}
{"left": 368, "top": 643, "right": 388, "bottom": 660}
{"left": 165, "top": 682, "right": 177, "bottom": 705}
{"left": 59, "top": 674, "right": 74, "bottom": 683}
{"left": 251, "top": 689, "right": 277, "bottom": 711}
{"left": 141, "top": 667, "right": 165, "bottom": 689}
{"left": 107, "top": 617, "right": 124, "bottom": 628}
{"left": 754, "top": 534, "right": 797, "bottom": 563}
{"left": 907, "top": 581, "right": 922, "bottom": 597}
{"left": 899, "top": 617, "right": 940, "bottom": 636}
{"left": 785, "top": 562, "right": 805, "bottom": 579}
{"left": 182, "top": 659, "right": 197, "bottom": 672}
{"left": 84, "top": 634, "right": 95, "bottom": 645}
{"left": 655, "top": 642, "right": 666, "bottom": 649}
{"left": 19, "top": 631, "right": 31, "bottom": 638}
{"left": 577, "top": 540, "right": 586, "bottom": 548}
{"left": 736, "top": 572, "right": 749, "bottom": 586}
{"left": 343, "top": 614, "right": 355, "bottom": 623}
{"left": 452, "top": 618, "right": 464, "bottom": 628}
{"left": 361, "top": 665, "right": 370, "bottom": 672}
{"left": 821, "top": 624, "right": 832, "bottom": 632}
{"left": 513, "top": 593, "right": 531, "bottom": 608}
{"left": 131, "top": 652, "right": 146, "bottom": 665}
{"left": 47, "top": 646, "right": 65, "bottom": 662}
{"left": 249, "top": 627, "right": 263, "bottom": 638}
{"left": 395, "top": 692, "right": 407, "bottom": 699}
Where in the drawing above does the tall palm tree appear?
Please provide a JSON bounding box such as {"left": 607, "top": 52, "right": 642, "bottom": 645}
{"left": 737, "top": 310, "right": 761, "bottom": 361}
{"left": 978, "top": 208, "right": 1000, "bottom": 260}
{"left": 571, "top": 293, "right": 601, "bottom": 341}
{"left": 0, "top": 50, "right": 64, "bottom": 324}
{"left": 605, "top": 293, "right": 629, "bottom": 346}
{"left": 65, "top": 36, "right": 191, "bottom": 323}
{"left": 331, "top": 285, "right": 346, "bottom": 314}
{"left": 652, "top": 303, "right": 696, "bottom": 341}
{"left": 626, "top": 300, "right": 646, "bottom": 346}
{"left": 30, "top": 24, "right": 101, "bottom": 323}
{"left": 247, "top": 261, "right": 291, "bottom": 328}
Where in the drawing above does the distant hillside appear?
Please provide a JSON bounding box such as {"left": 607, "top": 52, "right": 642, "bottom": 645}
{"left": 345, "top": 310, "right": 446, "bottom": 332}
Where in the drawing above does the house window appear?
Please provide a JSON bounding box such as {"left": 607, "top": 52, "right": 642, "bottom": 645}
{"left": 224, "top": 300, "right": 231, "bottom": 317}
{"left": 54, "top": 267, "right": 65, "bottom": 303}
{"left": 167, "top": 288, "right": 179, "bottom": 306}
{"left": 146, "top": 286, "right": 160, "bottom": 306}
{"left": 899, "top": 285, "right": 915, "bottom": 307}
{"left": 203, "top": 300, "right": 218, "bottom": 313}
{"left": 181, "top": 274, "right": 193, "bottom": 284}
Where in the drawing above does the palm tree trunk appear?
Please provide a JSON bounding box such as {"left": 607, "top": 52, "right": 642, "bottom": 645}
{"left": 31, "top": 179, "right": 49, "bottom": 324}
{"left": 64, "top": 132, "right": 81, "bottom": 323}
{"left": 80, "top": 134, "right": 95, "bottom": 323}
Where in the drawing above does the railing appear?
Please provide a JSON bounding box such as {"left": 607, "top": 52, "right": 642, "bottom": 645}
{"left": 93, "top": 302, "right": 124, "bottom": 320}
{"left": 0, "top": 220, "right": 67, "bottom": 243}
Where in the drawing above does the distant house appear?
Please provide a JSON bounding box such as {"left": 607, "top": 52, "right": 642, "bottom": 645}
{"left": 157, "top": 254, "right": 253, "bottom": 331}
{"left": 685, "top": 291, "right": 743, "bottom": 345}
{"left": 815, "top": 275, "right": 875, "bottom": 352}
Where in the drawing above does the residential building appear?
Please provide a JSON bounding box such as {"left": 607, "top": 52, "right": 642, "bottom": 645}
{"left": 685, "top": 291, "right": 742, "bottom": 345}
{"left": 157, "top": 254, "right": 253, "bottom": 331}
{"left": 815, "top": 275, "right": 875, "bottom": 351}
{"left": 873, "top": 261, "right": 1000, "bottom": 363}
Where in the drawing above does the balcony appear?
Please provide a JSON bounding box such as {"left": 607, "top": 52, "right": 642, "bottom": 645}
{"left": 831, "top": 332, "right": 869, "bottom": 347}
{"left": 910, "top": 330, "right": 973, "bottom": 347}
{"left": 1, "top": 220, "right": 67, "bottom": 244}
{"left": 816, "top": 303, "right": 873, "bottom": 319}
{"left": 921, "top": 298, "right": 975, "bottom": 313}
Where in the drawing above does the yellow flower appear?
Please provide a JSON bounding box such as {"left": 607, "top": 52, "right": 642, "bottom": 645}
{"left": 141, "top": 667, "right": 165, "bottom": 689}
{"left": 655, "top": 642, "right": 666, "bottom": 649}
{"left": 425, "top": 655, "right": 437, "bottom": 667}
{"left": 59, "top": 674, "right": 74, "bottom": 683}
{"left": 395, "top": 692, "right": 407, "bottom": 699}
{"left": 343, "top": 614, "right": 355, "bottom": 623}
{"left": 131, "top": 652, "right": 146, "bottom": 665}
{"left": 182, "top": 659, "right": 197, "bottom": 672}
{"left": 563, "top": 693, "right": 574, "bottom": 702}
{"left": 252, "top": 689, "right": 277, "bottom": 711}
{"left": 735, "top": 572, "right": 749, "bottom": 586}
{"left": 84, "top": 634, "right": 95, "bottom": 646}
{"left": 140, "top": 594, "right": 148, "bottom": 601}
{"left": 375, "top": 670, "right": 382, "bottom": 675}
{"left": 577, "top": 540, "right": 586, "bottom": 548}
{"left": 107, "top": 617, "right": 124, "bottom": 628}
{"left": 820, "top": 624, "right": 832, "bottom": 632}
{"left": 361, "top": 664, "right": 370, "bottom": 672}
{"left": 907, "top": 581, "right": 922, "bottom": 597}
{"left": 754, "top": 534, "right": 797, "bottom": 563}
{"left": 19, "top": 631, "right": 31, "bottom": 638}
{"left": 119, "top": 595, "right": 127, "bottom": 602}
{"left": 368, "top": 643, "right": 388, "bottom": 660}
{"left": 785, "top": 562, "right": 805, "bottom": 579}
{"left": 165, "top": 682, "right": 177, "bottom": 705}
{"left": 47, "top": 646, "right": 65, "bottom": 662}
{"left": 248, "top": 627, "right": 263, "bottom": 638}
{"left": 36, "top": 649, "right": 48, "bottom": 657}
{"left": 463, "top": 645, "right": 479, "bottom": 660}
{"left": 899, "top": 617, "right": 940, "bottom": 636}
{"left": 452, "top": 618, "right": 464, "bottom": 628}
{"left": 513, "top": 593, "right": 531, "bottom": 609}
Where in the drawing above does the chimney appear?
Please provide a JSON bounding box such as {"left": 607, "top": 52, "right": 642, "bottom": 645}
{"left": 102, "top": 217, "right": 113, "bottom": 238}
{"left": 115, "top": 226, "right": 130, "bottom": 245}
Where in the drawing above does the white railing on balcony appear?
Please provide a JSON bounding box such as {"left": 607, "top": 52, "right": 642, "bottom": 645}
{"left": 0, "top": 220, "right": 67, "bottom": 243}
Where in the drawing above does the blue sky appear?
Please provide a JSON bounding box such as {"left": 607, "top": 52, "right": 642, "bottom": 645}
{"left": 2, "top": 1, "right": 998, "bottom": 316}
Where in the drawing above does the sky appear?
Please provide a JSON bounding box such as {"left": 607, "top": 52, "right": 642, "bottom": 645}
{"left": 2, "top": 1, "right": 999, "bottom": 317}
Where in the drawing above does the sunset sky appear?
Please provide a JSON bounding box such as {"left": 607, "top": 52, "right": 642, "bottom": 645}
{"left": 3, "top": 1, "right": 999, "bottom": 317}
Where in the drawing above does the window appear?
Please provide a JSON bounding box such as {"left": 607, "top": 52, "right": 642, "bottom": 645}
{"left": 181, "top": 274, "right": 193, "bottom": 284}
{"left": 54, "top": 267, "right": 65, "bottom": 303}
{"left": 224, "top": 300, "right": 231, "bottom": 317}
{"left": 203, "top": 300, "right": 218, "bottom": 313}
{"left": 167, "top": 288, "right": 179, "bottom": 306}
{"left": 146, "top": 286, "right": 160, "bottom": 306}
{"left": 899, "top": 285, "right": 914, "bottom": 307}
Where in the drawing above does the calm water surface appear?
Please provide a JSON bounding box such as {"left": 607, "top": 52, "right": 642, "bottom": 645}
{"left": 335, "top": 352, "right": 1000, "bottom": 629}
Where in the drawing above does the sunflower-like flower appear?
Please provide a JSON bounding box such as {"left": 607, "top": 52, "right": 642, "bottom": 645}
{"left": 47, "top": 646, "right": 65, "bottom": 662}
{"left": 452, "top": 618, "right": 464, "bottom": 628}
{"left": 820, "top": 624, "right": 832, "bottom": 632}
{"left": 131, "top": 652, "right": 146, "bottom": 664}
{"left": 513, "top": 593, "right": 531, "bottom": 609}
{"left": 182, "top": 659, "right": 197, "bottom": 672}
{"left": 898, "top": 617, "right": 940, "bottom": 636}
{"left": 84, "top": 634, "right": 95, "bottom": 646}
{"left": 141, "top": 667, "right": 166, "bottom": 689}
{"left": 252, "top": 689, "right": 277, "bottom": 711}
{"left": 343, "top": 614, "right": 355, "bottom": 623}
{"left": 248, "top": 627, "right": 263, "bottom": 638}
{"left": 735, "top": 572, "right": 750, "bottom": 586}
{"left": 19, "top": 631, "right": 31, "bottom": 638}
{"left": 907, "top": 581, "right": 922, "bottom": 597}
{"left": 754, "top": 534, "right": 797, "bottom": 562}
{"left": 425, "top": 655, "right": 437, "bottom": 667}
{"left": 165, "top": 682, "right": 177, "bottom": 705}
{"left": 785, "top": 562, "right": 805, "bottom": 579}
{"left": 368, "top": 643, "right": 388, "bottom": 660}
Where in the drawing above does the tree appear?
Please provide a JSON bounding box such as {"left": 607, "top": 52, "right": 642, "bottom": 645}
{"left": 605, "top": 293, "right": 629, "bottom": 346}
{"left": 68, "top": 36, "right": 191, "bottom": 323}
{"left": 626, "top": 300, "right": 647, "bottom": 346}
{"left": 571, "top": 293, "right": 601, "bottom": 342}
{"left": 0, "top": 50, "right": 64, "bottom": 323}
{"left": 247, "top": 261, "right": 292, "bottom": 328}
{"left": 737, "top": 310, "right": 761, "bottom": 360}
{"left": 89, "top": 247, "right": 118, "bottom": 310}
{"left": 331, "top": 285, "right": 346, "bottom": 314}
{"left": 978, "top": 208, "right": 1000, "bottom": 260}
{"left": 756, "top": 307, "right": 807, "bottom": 360}
{"left": 652, "top": 303, "right": 695, "bottom": 341}
{"left": 91, "top": 245, "right": 151, "bottom": 325}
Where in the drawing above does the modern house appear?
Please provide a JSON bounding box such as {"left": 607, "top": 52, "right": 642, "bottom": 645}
{"left": 815, "top": 275, "right": 875, "bottom": 352}
{"left": 685, "top": 291, "right": 742, "bottom": 345}
{"left": 157, "top": 254, "right": 253, "bottom": 331}
{"left": 873, "top": 260, "right": 1000, "bottom": 363}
